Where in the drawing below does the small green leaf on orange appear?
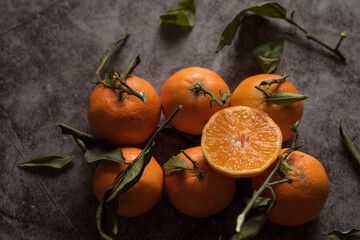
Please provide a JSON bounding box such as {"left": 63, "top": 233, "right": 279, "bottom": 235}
{"left": 162, "top": 156, "right": 190, "bottom": 176}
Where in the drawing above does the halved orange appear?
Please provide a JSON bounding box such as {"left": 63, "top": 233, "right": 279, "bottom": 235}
{"left": 201, "top": 106, "right": 282, "bottom": 178}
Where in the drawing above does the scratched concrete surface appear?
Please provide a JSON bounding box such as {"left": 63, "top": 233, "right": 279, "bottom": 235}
{"left": 0, "top": 0, "right": 359, "bottom": 239}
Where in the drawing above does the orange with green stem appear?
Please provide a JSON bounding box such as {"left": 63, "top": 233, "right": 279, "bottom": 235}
{"left": 231, "top": 74, "right": 308, "bottom": 142}
{"left": 252, "top": 148, "right": 330, "bottom": 226}
{"left": 88, "top": 56, "right": 161, "bottom": 146}
{"left": 163, "top": 146, "right": 235, "bottom": 217}
{"left": 93, "top": 147, "right": 163, "bottom": 217}
{"left": 161, "top": 67, "right": 231, "bottom": 135}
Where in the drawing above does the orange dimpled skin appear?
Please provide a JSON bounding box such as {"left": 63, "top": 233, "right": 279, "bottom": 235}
{"left": 231, "top": 74, "right": 304, "bottom": 142}
{"left": 88, "top": 75, "right": 161, "bottom": 146}
{"left": 93, "top": 147, "right": 163, "bottom": 217}
{"left": 252, "top": 149, "right": 330, "bottom": 226}
{"left": 161, "top": 67, "right": 230, "bottom": 135}
{"left": 165, "top": 146, "right": 235, "bottom": 217}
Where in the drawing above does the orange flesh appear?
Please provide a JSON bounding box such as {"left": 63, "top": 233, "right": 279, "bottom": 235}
{"left": 202, "top": 106, "right": 282, "bottom": 176}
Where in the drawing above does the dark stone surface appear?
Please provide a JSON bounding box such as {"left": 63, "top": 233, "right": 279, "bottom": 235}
{"left": 1, "top": 0, "right": 359, "bottom": 239}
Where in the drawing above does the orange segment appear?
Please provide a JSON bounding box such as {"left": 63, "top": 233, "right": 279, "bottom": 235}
{"left": 201, "top": 106, "right": 282, "bottom": 178}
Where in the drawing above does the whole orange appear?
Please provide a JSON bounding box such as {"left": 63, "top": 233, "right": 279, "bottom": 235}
{"left": 161, "top": 67, "right": 230, "bottom": 135}
{"left": 164, "top": 146, "right": 235, "bottom": 217}
{"left": 88, "top": 74, "right": 161, "bottom": 146}
{"left": 93, "top": 147, "right": 163, "bottom": 217}
{"left": 231, "top": 74, "right": 303, "bottom": 142}
{"left": 252, "top": 149, "right": 330, "bottom": 226}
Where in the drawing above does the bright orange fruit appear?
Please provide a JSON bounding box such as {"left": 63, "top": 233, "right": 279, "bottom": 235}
{"left": 231, "top": 74, "right": 304, "bottom": 142}
{"left": 161, "top": 67, "right": 230, "bottom": 135}
{"left": 252, "top": 149, "right": 330, "bottom": 226}
{"left": 164, "top": 146, "right": 235, "bottom": 217}
{"left": 88, "top": 75, "right": 161, "bottom": 146}
{"left": 201, "top": 106, "right": 282, "bottom": 178}
{"left": 93, "top": 147, "right": 163, "bottom": 217}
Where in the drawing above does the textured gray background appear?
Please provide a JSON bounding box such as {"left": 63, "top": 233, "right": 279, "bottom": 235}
{"left": 1, "top": 0, "right": 360, "bottom": 239}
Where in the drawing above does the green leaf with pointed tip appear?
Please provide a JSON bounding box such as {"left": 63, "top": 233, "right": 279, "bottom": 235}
{"left": 17, "top": 155, "right": 74, "bottom": 169}
{"left": 280, "top": 160, "right": 298, "bottom": 174}
{"left": 220, "top": 90, "right": 232, "bottom": 105}
{"left": 339, "top": 120, "right": 360, "bottom": 173}
{"left": 96, "top": 170, "right": 126, "bottom": 240}
{"left": 232, "top": 197, "right": 276, "bottom": 240}
{"left": 95, "top": 34, "right": 129, "bottom": 81}
{"left": 267, "top": 92, "right": 309, "bottom": 105}
{"left": 259, "top": 74, "right": 288, "bottom": 86}
{"left": 288, "top": 119, "right": 301, "bottom": 132}
{"left": 231, "top": 212, "right": 267, "bottom": 240}
{"left": 162, "top": 156, "right": 190, "bottom": 176}
{"left": 249, "top": 1, "right": 286, "bottom": 18}
{"left": 56, "top": 124, "right": 126, "bottom": 164}
{"left": 326, "top": 228, "right": 360, "bottom": 240}
{"left": 216, "top": 2, "right": 287, "bottom": 53}
{"left": 96, "top": 106, "right": 183, "bottom": 240}
{"left": 160, "top": 0, "right": 196, "bottom": 27}
{"left": 253, "top": 38, "right": 284, "bottom": 73}
{"left": 105, "top": 66, "right": 115, "bottom": 85}
{"left": 120, "top": 55, "right": 141, "bottom": 81}
{"left": 107, "top": 143, "right": 155, "bottom": 202}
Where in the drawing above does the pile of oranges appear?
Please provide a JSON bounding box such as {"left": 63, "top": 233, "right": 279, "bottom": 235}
{"left": 89, "top": 66, "right": 329, "bottom": 228}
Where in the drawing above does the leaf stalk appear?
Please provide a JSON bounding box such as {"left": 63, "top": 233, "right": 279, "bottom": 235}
{"left": 189, "top": 82, "right": 226, "bottom": 108}
{"left": 285, "top": 16, "right": 346, "bottom": 61}
{"left": 181, "top": 150, "right": 206, "bottom": 179}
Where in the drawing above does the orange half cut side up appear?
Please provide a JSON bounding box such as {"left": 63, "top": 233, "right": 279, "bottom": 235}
{"left": 201, "top": 106, "right": 282, "bottom": 178}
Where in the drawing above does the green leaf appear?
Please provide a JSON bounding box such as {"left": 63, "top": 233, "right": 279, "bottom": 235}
{"left": 96, "top": 105, "right": 183, "bottom": 240}
{"left": 220, "top": 90, "right": 232, "bottom": 105}
{"left": 267, "top": 92, "right": 309, "bottom": 105}
{"left": 252, "top": 197, "right": 272, "bottom": 208}
{"left": 105, "top": 66, "right": 115, "bottom": 85}
{"left": 249, "top": 1, "right": 286, "bottom": 18}
{"left": 326, "top": 228, "right": 360, "bottom": 240}
{"left": 253, "top": 38, "right": 284, "bottom": 73}
{"left": 232, "top": 197, "right": 276, "bottom": 240}
{"left": 17, "top": 155, "right": 74, "bottom": 169}
{"left": 56, "top": 124, "right": 126, "bottom": 164}
{"left": 339, "top": 120, "right": 360, "bottom": 173}
{"left": 160, "top": 0, "right": 196, "bottom": 27}
{"left": 95, "top": 34, "right": 129, "bottom": 81}
{"left": 119, "top": 55, "right": 141, "bottom": 81}
{"left": 259, "top": 74, "right": 288, "bottom": 86}
{"left": 288, "top": 119, "right": 301, "bottom": 132}
{"left": 231, "top": 212, "right": 267, "bottom": 240}
{"left": 107, "top": 143, "right": 155, "bottom": 202}
{"left": 216, "top": 2, "right": 287, "bottom": 53}
{"left": 162, "top": 156, "right": 190, "bottom": 176}
{"left": 96, "top": 170, "right": 126, "bottom": 240}
{"left": 280, "top": 160, "right": 298, "bottom": 175}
